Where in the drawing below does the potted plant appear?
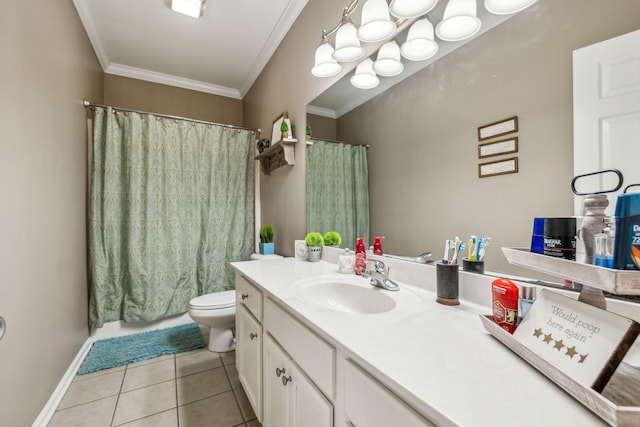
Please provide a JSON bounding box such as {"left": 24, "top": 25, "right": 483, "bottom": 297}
{"left": 280, "top": 120, "right": 289, "bottom": 139}
{"left": 259, "top": 224, "right": 274, "bottom": 255}
{"left": 305, "top": 232, "right": 324, "bottom": 262}
{"left": 323, "top": 231, "right": 342, "bottom": 247}
{"left": 306, "top": 124, "right": 312, "bottom": 141}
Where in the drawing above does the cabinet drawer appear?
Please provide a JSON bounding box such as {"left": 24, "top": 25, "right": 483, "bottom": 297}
{"left": 236, "top": 272, "right": 263, "bottom": 320}
{"left": 264, "top": 297, "right": 335, "bottom": 400}
{"left": 344, "top": 360, "right": 434, "bottom": 427}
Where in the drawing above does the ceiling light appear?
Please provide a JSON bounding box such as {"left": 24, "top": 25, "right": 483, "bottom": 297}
{"left": 167, "top": 0, "right": 205, "bottom": 18}
{"left": 312, "top": 36, "right": 343, "bottom": 77}
{"left": 389, "top": 0, "right": 440, "bottom": 19}
{"left": 484, "top": 0, "right": 538, "bottom": 15}
{"left": 351, "top": 58, "right": 380, "bottom": 89}
{"left": 373, "top": 41, "right": 404, "bottom": 77}
{"left": 333, "top": 14, "right": 365, "bottom": 62}
{"left": 401, "top": 18, "right": 439, "bottom": 61}
{"left": 357, "top": 0, "right": 397, "bottom": 43}
{"left": 435, "top": 0, "right": 481, "bottom": 42}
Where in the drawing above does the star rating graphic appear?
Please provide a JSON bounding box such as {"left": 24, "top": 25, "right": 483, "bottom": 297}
{"left": 531, "top": 328, "right": 588, "bottom": 364}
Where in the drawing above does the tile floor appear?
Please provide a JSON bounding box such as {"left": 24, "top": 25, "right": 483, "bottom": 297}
{"left": 48, "top": 348, "right": 262, "bottom": 427}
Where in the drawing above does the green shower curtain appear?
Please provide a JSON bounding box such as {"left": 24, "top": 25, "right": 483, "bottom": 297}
{"left": 306, "top": 140, "right": 369, "bottom": 249}
{"left": 88, "top": 107, "right": 255, "bottom": 328}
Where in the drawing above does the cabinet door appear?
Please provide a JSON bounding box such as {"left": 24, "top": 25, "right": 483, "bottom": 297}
{"left": 290, "top": 362, "right": 333, "bottom": 427}
{"left": 236, "top": 304, "right": 262, "bottom": 421}
{"left": 263, "top": 333, "right": 290, "bottom": 427}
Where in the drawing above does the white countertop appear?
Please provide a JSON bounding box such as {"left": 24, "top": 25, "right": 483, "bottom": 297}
{"left": 231, "top": 257, "right": 609, "bottom": 427}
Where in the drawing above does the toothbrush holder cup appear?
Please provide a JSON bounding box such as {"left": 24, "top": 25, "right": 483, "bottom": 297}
{"left": 436, "top": 261, "right": 460, "bottom": 306}
{"left": 462, "top": 257, "right": 484, "bottom": 274}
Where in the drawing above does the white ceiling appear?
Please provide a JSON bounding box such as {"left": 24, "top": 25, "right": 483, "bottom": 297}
{"left": 73, "top": 0, "right": 308, "bottom": 99}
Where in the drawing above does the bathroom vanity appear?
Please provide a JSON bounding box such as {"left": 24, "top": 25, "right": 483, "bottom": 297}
{"left": 232, "top": 257, "right": 611, "bottom": 426}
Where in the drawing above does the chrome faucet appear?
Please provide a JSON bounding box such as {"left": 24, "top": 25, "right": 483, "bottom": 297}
{"left": 361, "top": 260, "right": 400, "bottom": 291}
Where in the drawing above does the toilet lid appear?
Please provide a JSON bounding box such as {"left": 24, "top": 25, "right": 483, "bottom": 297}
{"left": 189, "top": 290, "right": 236, "bottom": 309}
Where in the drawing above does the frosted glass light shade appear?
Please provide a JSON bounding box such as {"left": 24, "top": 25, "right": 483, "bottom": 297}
{"left": 485, "top": 0, "right": 538, "bottom": 15}
{"left": 389, "top": 0, "right": 439, "bottom": 19}
{"left": 401, "top": 18, "right": 438, "bottom": 61}
{"left": 169, "top": 0, "right": 204, "bottom": 18}
{"left": 333, "top": 20, "right": 365, "bottom": 62}
{"left": 312, "top": 42, "right": 342, "bottom": 77}
{"left": 373, "top": 41, "right": 404, "bottom": 77}
{"left": 351, "top": 59, "right": 380, "bottom": 89}
{"left": 357, "top": 0, "right": 397, "bottom": 42}
{"left": 435, "top": 0, "right": 481, "bottom": 41}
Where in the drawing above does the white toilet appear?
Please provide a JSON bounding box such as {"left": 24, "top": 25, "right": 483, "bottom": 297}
{"left": 188, "top": 253, "right": 282, "bottom": 352}
{"left": 188, "top": 290, "right": 237, "bottom": 352}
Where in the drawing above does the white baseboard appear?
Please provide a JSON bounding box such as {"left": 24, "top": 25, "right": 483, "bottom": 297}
{"left": 33, "top": 313, "right": 195, "bottom": 426}
{"left": 32, "top": 337, "right": 93, "bottom": 427}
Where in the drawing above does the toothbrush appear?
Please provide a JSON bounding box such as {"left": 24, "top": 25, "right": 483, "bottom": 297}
{"left": 443, "top": 239, "right": 451, "bottom": 263}
{"left": 468, "top": 236, "right": 477, "bottom": 260}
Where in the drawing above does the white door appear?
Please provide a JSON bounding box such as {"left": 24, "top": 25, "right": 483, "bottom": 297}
{"left": 573, "top": 29, "right": 640, "bottom": 216}
{"left": 263, "top": 333, "right": 290, "bottom": 427}
{"left": 236, "top": 304, "right": 262, "bottom": 422}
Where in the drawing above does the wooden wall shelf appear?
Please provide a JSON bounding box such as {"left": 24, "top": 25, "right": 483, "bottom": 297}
{"left": 255, "top": 139, "right": 297, "bottom": 175}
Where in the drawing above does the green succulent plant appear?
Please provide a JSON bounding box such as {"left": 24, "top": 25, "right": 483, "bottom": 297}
{"left": 260, "top": 224, "right": 274, "bottom": 243}
{"left": 304, "top": 232, "right": 324, "bottom": 247}
{"left": 323, "top": 231, "right": 341, "bottom": 246}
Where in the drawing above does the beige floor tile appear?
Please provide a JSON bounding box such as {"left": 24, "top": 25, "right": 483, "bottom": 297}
{"left": 112, "top": 380, "right": 176, "bottom": 426}
{"left": 178, "top": 390, "right": 243, "bottom": 427}
{"left": 224, "top": 363, "right": 241, "bottom": 389}
{"left": 58, "top": 370, "right": 124, "bottom": 409}
{"left": 121, "top": 358, "right": 175, "bottom": 392}
{"left": 177, "top": 366, "right": 231, "bottom": 406}
{"left": 220, "top": 350, "right": 236, "bottom": 366}
{"left": 232, "top": 386, "right": 256, "bottom": 421}
{"left": 176, "top": 348, "right": 222, "bottom": 377}
{"left": 115, "top": 408, "right": 178, "bottom": 427}
{"left": 246, "top": 419, "right": 262, "bottom": 427}
{"left": 48, "top": 395, "right": 117, "bottom": 427}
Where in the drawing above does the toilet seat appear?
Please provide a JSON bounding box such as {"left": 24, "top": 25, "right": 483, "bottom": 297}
{"left": 189, "top": 290, "right": 236, "bottom": 310}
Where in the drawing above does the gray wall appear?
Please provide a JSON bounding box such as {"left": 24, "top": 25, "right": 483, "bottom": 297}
{"left": 336, "top": 0, "right": 640, "bottom": 275}
{"left": 0, "top": 1, "right": 103, "bottom": 425}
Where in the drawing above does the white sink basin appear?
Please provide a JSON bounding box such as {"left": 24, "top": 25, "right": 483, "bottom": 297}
{"left": 291, "top": 276, "right": 396, "bottom": 314}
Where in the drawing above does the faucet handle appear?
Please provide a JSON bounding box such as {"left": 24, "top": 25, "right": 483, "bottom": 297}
{"left": 370, "top": 260, "right": 388, "bottom": 274}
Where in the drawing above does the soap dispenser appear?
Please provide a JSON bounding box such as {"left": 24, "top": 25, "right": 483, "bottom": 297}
{"left": 373, "top": 236, "right": 384, "bottom": 255}
{"left": 338, "top": 248, "right": 355, "bottom": 274}
{"left": 355, "top": 237, "right": 366, "bottom": 275}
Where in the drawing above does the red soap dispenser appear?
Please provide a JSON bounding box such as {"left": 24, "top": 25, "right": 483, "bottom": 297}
{"left": 355, "top": 237, "right": 366, "bottom": 275}
{"left": 373, "top": 236, "right": 384, "bottom": 255}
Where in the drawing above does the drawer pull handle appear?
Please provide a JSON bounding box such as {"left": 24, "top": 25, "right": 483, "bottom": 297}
{"left": 241, "top": 293, "right": 249, "bottom": 300}
{"left": 282, "top": 375, "right": 292, "bottom": 386}
{"left": 249, "top": 332, "right": 258, "bottom": 340}
{"left": 276, "top": 367, "right": 285, "bottom": 378}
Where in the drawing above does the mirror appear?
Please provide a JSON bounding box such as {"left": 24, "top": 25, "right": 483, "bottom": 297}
{"left": 306, "top": 0, "right": 640, "bottom": 295}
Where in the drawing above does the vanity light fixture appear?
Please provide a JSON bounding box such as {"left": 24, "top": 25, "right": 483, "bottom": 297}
{"left": 389, "top": 0, "right": 440, "bottom": 19}
{"left": 351, "top": 58, "right": 380, "bottom": 89}
{"left": 400, "top": 17, "right": 439, "bottom": 61}
{"left": 435, "top": 0, "right": 482, "bottom": 42}
{"left": 312, "top": 32, "right": 343, "bottom": 77}
{"left": 357, "top": 0, "right": 397, "bottom": 43}
{"left": 332, "top": 12, "right": 366, "bottom": 62}
{"left": 373, "top": 41, "right": 404, "bottom": 76}
{"left": 484, "top": 0, "right": 538, "bottom": 15}
{"left": 166, "top": 0, "right": 205, "bottom": 18}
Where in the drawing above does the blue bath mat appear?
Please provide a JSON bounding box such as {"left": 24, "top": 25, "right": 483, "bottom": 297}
{"left": 78, "top": 322, "right": 205, "bottom": 375}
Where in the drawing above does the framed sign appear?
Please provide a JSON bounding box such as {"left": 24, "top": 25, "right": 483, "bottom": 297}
{"left": 478, "top": 137, "right": 518, "bottom": 158}
{"left": 478, "top": 157, "right": 518, "bottom": 178}
{"left": 513, "top": 290, "right": 640, "bottom": 390}
{"left": 478, "top": 116, "right": 518, "bottom": 141}
{"left": 272, "top": 112, "right": 293, "bottom": 143}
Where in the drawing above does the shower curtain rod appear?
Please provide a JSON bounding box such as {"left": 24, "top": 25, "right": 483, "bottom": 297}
{"left": 306, "top": 138, "right": 370, "bottom": 149}
{"left": 83, "top": 100, "right": 261, "bottom": 135}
